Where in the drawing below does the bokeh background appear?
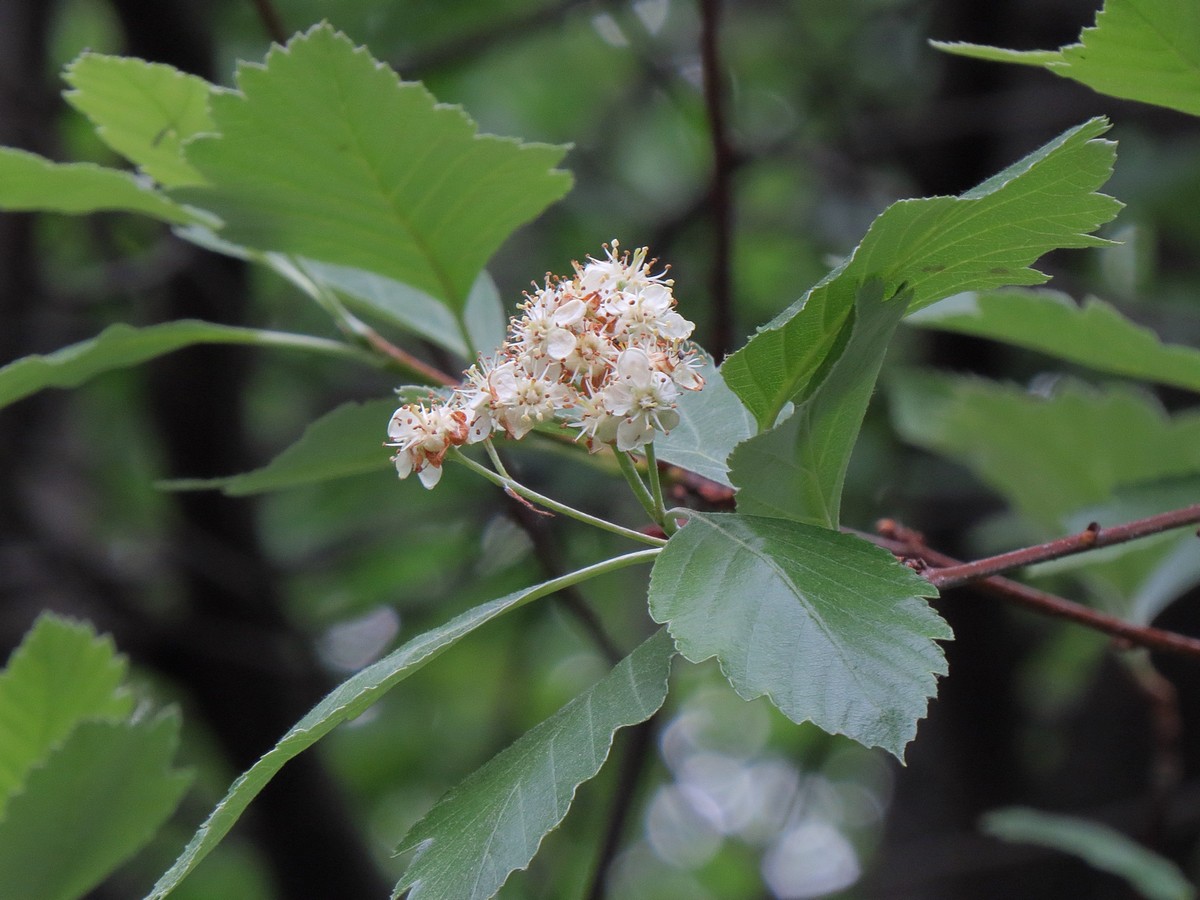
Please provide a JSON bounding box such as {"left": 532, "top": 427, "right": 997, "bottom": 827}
{"left": 3, "top": 0, "right": 1200, "bottom": 897}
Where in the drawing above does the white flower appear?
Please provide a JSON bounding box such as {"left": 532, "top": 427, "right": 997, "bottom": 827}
{"left": 602, "top": 348, "right": 681, "bottom": 451}
{"left": 385, "top": 242, "right": 704, "bottom": 487}
{"left": 492, "top": 358, "right": 573, "bottom": 439}
{"left": 386, "top": 402, "right": 468, "bottom": 489}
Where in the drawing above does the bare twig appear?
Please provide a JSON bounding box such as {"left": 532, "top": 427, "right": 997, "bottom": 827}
{"left": 918, "top": 504, "right": 1200, "bottom": 590}
{"left": 698, "top": 0, "right": 735, "bottom": 359}
{"left": 250, "top": 0, "right": 288, "bottom": 44}
{"left": 866, "top": 520, "right": 1200, "bottom": 661}
{"left": 585, "top": 714, "right": 660, "bottom": 900}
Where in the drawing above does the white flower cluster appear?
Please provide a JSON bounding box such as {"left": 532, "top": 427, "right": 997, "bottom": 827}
{"left": 386, "top": 242, "right": 704, "bottom": 488}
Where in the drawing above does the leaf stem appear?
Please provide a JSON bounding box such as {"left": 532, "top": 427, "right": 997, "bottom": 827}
{"left": 272, "top": 255, "right": 459, "bottom": 386}
{"left": 452, "top": 448, "right": 667, "bottom": 547}
{"left": 616, "top": 450, "right": 661, "bottom": 527}
{"left": 643, "top": 443, "right": 675, "bottom": 535}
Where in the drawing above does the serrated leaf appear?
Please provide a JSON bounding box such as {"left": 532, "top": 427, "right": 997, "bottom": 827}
{"left": 908, "top": 289, "right": 1200, "bottom": 393}
{"left": 654, "top": 352, "right": 755, "bottom": 488}
{"left": 63, "top": 54, "right": 218, "bottom": 187}
{"left": 174, "top": 25, "right": 572, "bottom": 310}
{"left": 0, "top": 320, "right": 377, "bottom": 412}
{"left": 722, "top": 118, "right": 1121, "bottom": 429}
{"left": 147, "top": 549, "right": 657, "bottom": 899}
{"left": 982, "top": 808, "right": 1195, "bottom": 900}
{"left": 929, "top": 43, "right": 1062, "bottom": 67}
{"left": 0, "top": 714, "right": 191, "bottom": 900}
{"left": 888, "top": 372, "right": 1200, "bottom": 530}
{"left": 0, "top": 614, "right": 133, "bottom": 817}
{"left": 395, "top": 630, "right": 674, "bottom": 900}
{"left": 0, "top": 147, "right": 198, "bottom": 224}
{"left": 648, "top": 513, "right": 949, "bottom": 758}
{"left": 729, "top": 280, "right": 908, "bottom": 526}
{"left": 933, "top": 0, "right": 1200, "bottom": 117}
{"left": 160, "top": 398, "right": 400, "bottom": 495}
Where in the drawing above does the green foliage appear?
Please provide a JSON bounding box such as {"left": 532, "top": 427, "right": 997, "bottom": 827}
{"left": 888, "top": 372, "right": 1200, "bottom": 530}
{"left": 63, "top": 54, "right": 216, "bottom": 187}
{"left": 648, "top": 513, "right": 949, "bottom": 759}
{"left": 0, "top": 148, "right": 197, "bottom": 223}
{"left": 654, "top": 354, "right": 755, "bottom": 488}
{"left": 0, "top": 615, "right": 189, "bottom": 900}
{"left": 934, "top": 0, "right": 1200, "bottom": 117}
{"left": 303, "top": 263, "right": 507, "bottom": 358}
{"left": 0, "top": 716, "right": 191, "bottom": 900}
{"left": 172, "top": 25, "right": 572, "bottom": 313}
{"left": 162, "top": 398, "right": 399, "bottom": 495}
{"left": 721, "top": 118, "right": 1121, "bottom": 431}
{"left": 148, "top": 550, "right": 657, "bottom": 899}
{"left": 0, "top": 614, "right": 132, "bottom": 811}
{"left": 908, "top": 289, "right": 1200, "bottom": 393}
{"left": 982, "top": 808, "right": 1196, "bottom": 900}
{"left": 0, "top": 320, "right": 379, "bottom": 411}
{"left": 395, "top": 630, "right": 674, "bottom": 900}
{"left": 728, "top": 280, "right": 909, "bottom": 526}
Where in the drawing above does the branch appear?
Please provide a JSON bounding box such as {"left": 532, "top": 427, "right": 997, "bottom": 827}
{"left": 698, "top": 0, "right": 735, "bottom": 359}
{"left": 917, "top": 504, "right": 1200, "bottom": 590}
{"left": 249, "top": 0, "right": 288, "bottom": 44}
{"left": 866, "top": 520, "right": 1200, "bottom": 662}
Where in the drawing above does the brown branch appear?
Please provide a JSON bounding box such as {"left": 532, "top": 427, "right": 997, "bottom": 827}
{"left": 249, "top": 0, "right": 288, "bottom": 44}
{"left": 918, "top": 504, "right": 1200, "bottom": 590}
{"left": 866, "top": 520, "right": 1200, "bottom": 662}
{"left": 360, "top": 327, "right": 460, "bottom": 387}
{"left": 698, "top": 0, "right": 735, "bottom": 359}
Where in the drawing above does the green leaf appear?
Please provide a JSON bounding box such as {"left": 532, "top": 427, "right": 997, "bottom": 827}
{"left": 0, "top": 614, "right": 132, "bottom": 817}
{"left": 982, "top": 808, "right": 1196, "bottom": 900}
{"left": 933, "top": 0, "right": 1200, "bottom": 117}
{"left": 0, "top": 320, "right": 378, "bottom": 412}
{"left": 888, "top": 372, "right": 1200, "bottom": 530}
{"left": 303, "top": 262, "right": 506, "bottom": 358}
{"left": 0, "top": 714, "right": 191, "bottom": 900}
{"left": 63, "top": 53, "right": 218, "bottom": 187}
{"left": 908, "top": 289, "right": 1200, "bottom": 393}
{"left": 160, "top": 398, "right": 399, "bottom": 495}
{"left": 462, "top": 271, "right": 508, "bottom": 358}
{"left": 174, "top": 25, "right": 572, "bottom": 310}
{"left": 395, "top": 630, "right": 674, "bottom": 900}
{"left": 729, "top": 280, "right": 909, "bottom": 526}
{"left": 722, "top": 118, "right": 1121, "bottom": 429}
{"left": 654, "top": 352, "right": 756, "bottom": 488}
{"left": 928, "top": 43, "right": 1062, "bottom": 67}
{"left": 648, "top": 513, "right": 949, "bottom": 758}
{"left": 147, "top": 549, "right": 657, "bottom": 899}
{"left": 0, "top": 147, "right": 198, "bottom": 224}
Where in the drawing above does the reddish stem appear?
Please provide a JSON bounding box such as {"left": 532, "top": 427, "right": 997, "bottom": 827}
{"left": 921, "top": 504, "right": 1200, "bottom": 590}
{"left": 868, "top": 520, "right": 1200, "bottom": 662}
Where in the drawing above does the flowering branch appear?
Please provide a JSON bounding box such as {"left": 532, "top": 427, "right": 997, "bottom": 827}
{"left": 868, "top": 520, "right": 1200, "bottom": 661}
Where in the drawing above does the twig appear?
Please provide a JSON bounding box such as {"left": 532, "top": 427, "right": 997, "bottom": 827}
{"left": 917, "top": 504, "right": 1200, "bottom": 590}
{"left": 249, "top": 0, "right": 288, "bottom": 44}
{"left": 698, "top": 0, "right": 735, "bottom": 359}
{"left": 584, "top": 713, "right": 660, "bottom": 900}
{"left": 866, "top": 521, "right": 1200, "bottom": 661}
